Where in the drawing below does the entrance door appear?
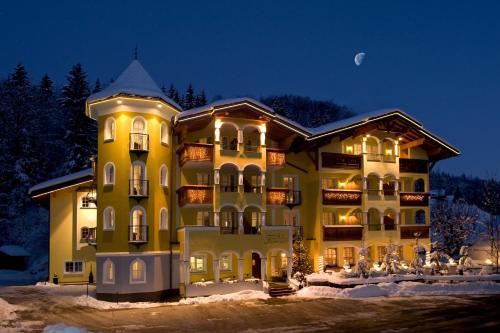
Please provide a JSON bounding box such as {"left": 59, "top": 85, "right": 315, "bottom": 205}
{"left": 252, "top": 252, "right": 261, "bottom": 279}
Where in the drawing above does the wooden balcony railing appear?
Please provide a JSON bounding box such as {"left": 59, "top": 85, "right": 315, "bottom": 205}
{"left": 177, "top": 185, "right": 213, "bottom": 207}
{"left": 266, "top": 149, "right": 286, "bottom": 168}
{"left": 177, "top": 143, "right": 214, "bottom": 167}
{"left": 400, "top": 192, "right": 430, "bottom": 206}
{"left": 321, "top": 152, "right": 361, "bottom": 169}
{"left": 322, "top": 189, "right": 362, "bottom": 205}
{"left": 399, "top": 158, "right": 428, "bottom": 173}
{"left": 266, "top": 188, "right": 289, "bottom": 205}
{"left": 323, "top": 225, "right": 363, "bottom": 241}
{"left": 400, "top": 225, "right": 430, "bottom": 239}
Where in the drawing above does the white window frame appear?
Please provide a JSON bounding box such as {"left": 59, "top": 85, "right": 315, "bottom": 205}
{"left": 103, "top": 162, "right": 115, "bottom": 186}
{"left": 130, "top": 205, "right": 147, "bottom": 227}
{"left": 159, "top": 207, "right": 168, "bottom": 230}
{"left": 103, "top": 206, "right": 115, "bottom": 231}
{"left": 160, "top": 122, "right": 168, "bottom": 145}
{"left": 220, "top": 254, "right": 232, "bottom": 271}
{"left": 104, "top": 117, "right": 116, "bottom": 142}
{"left": 129, "top": 258, "right": 147, "bottom": 284}
{"left": 64, "top": 261, "right": 83, "bottom": 274}
{"left": 190, "top": 255, "right": 206, "bottom": 273}
{"left": 131, "top": 116, "right": 148, "bottom": 134}
{"left": 102, "top": 259, "right": 115, "bottom": 284}
{"left": 159, "top": 165, "right": 168, "bottom": 188}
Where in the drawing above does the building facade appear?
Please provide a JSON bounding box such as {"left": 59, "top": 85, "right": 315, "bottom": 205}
{"left": 30, "top": 60, "right": 460, "bottom": 301}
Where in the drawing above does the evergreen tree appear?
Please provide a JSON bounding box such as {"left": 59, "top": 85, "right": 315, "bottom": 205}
{"left": 92, "top": 79, "right": 102, "bottom": 93}
{"left": 184, "top": 83, "right": 196, "bottom": 109}
{"left": 195, "top": 90, "right": 207, "bottom": 107}
{"left": 167, "top": 83, "right": 181, "bottom": 105}
{"left": 292, "top": 236, "right": 314, "bottom": 275}
{"left": 60, "top": 63, "right": 95, "bottom": 173}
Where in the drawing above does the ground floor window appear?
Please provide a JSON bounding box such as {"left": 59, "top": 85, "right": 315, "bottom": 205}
{"left": 130, "top": 259, "right": 146, "bottom": 284}
{"left": 220, "top": 255, "right": 232, "bottom": 271}
{"left": 190, "top": 255, "right": 206, "bottom": 273}
{"left": 197, "top": 211, "right": 211, "bottom": 226}
{"left": 103, "top": 259, "right": 115, "bottom": 284}
{"left": 64, "top": 261, "right": 83, "bottom": 274}
{"left": 343, "top": 247, "right": 355, "bottom": 266}
{"left": 324, "top": 248, "right": 338, "bottom": 267}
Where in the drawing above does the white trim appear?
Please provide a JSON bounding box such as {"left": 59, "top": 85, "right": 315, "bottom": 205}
{"left": 129, "top": 258, "right": 147, "bottom": 284}
{"left": 103, "top": 162, "right": 115, "bottom": 186}
{"left": 189, "top": 254, "right": 207, "bottom": 274}
{"left": 130, "top": 115, "right": 148, "bottom": 134}
{"left": 219, "top": 254, "right": 233, "bottom": 272}
{"left": 63, "top": 261, "right": 84, "bottom": 275}
{"left": 160, "top": 121, "right": 169, "bottom": 145}
{"left": 102, "top": 259, "right": 115, "bottom": 285}
{"left": 103, "top": 206, "right": 115, "bottom": 231}
{"left": 159, "top": 164, "right": 168, "bottom": 187}
{"left": 130, "top": 205, "right": 147, "bottom": 226}
{"left": 96, "top": 251, "right": 174, "bottom": 257}
{"left": 159, "top": 207, "right": 168, "bottom": 230}
{"left": 103, "top": 117, "right": 116, "bottom": 142}
{"left": 130, "top": 160, "right": 147, "bottom": 180}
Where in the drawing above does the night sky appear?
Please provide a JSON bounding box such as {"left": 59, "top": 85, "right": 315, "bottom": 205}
{"left": 0, "top": 1, "right": 498, "bottom": 177}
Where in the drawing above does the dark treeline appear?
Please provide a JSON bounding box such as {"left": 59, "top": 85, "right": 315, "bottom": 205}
{"left": 163, "top": 83, "right": 207, "bottom": 110}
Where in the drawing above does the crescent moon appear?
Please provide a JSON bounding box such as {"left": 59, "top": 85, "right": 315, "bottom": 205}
{"left": 355, "top": 52, "right": 366, "bottom": 66}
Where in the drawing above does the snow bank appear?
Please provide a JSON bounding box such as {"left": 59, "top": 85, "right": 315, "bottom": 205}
{"left": 179, "top": 290, "right": 269, "bottom": 305}
{"left": 297, "top": 281, "right": 500, "bottom": 299}
{"left": 43, "top": 323, "right": 92, "bottom": 333}
{"left": 72, "top": 295, "right": 164, "bottom": 310}
{"left": 0, "top": 297, "right": 25, "bottom": 325}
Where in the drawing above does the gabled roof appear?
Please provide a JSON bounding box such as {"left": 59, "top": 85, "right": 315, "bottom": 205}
{"left": 29, "top": 168, "right": 93, "bottom": 198}
{"left": 87, "top": 60, "right": 182, "bottom": 111}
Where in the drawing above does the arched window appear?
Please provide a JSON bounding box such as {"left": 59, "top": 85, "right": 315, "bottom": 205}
{"left": 159, "top": 165, "right": 168, "bottom": 187}
{"left": 159, "top": 207, "right": 168, "bottom": 230}
{"left": 130, "top": 161, "right": 147, "bottom": 196}
{"left": 132, "top": 117, "right": 147, "bottom": 134}
{"left": 103, "top": 259, "right": 115, "bottom": 284}
{"left": 130, "top": 206, "right": 147, "bottom": 242}
{"left": 103, "top": 206, "right": 115, "bottom": 230}
{"left": 104, "top": 163, "right": 115, "bottom": 185}
{"left": 104, "top": 117, "right": 115, "bottom": 141}
{"left": 414, "top": 178, "right": 425, "bottom": 193}
{"left": 160, "top": 122, "right": 168, "bottom": 145}
{"left": 416, "top": 210, "right": 426, "bottom": 225}
{"left": 130, "top": 258, "right": 146, "bottom": 284}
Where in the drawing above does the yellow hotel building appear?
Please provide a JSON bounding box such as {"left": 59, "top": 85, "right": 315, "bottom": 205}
{"left": 29, "top": 60, "right": 459, "bottom": 301}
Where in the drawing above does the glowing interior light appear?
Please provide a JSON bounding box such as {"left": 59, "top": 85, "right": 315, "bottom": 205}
{"left": 385, "top": 149, "right": 393, "bottom": 155}
{"left": 485, "top": 258, "right": 493, "bottom": 265}
{"left": 157, "top": 104, "right": 163, "bottom": 108}
{"left": 346, "top": 145, "right": 353, "bottom": 154}
{"left": 339, "top": 182, "right": 346, "bottom": 189}
{"left": 116, "top": 99, "right": 123, "bottom": 104}
{"left": 398, "top": 137, "right": 403, "bottom": 141}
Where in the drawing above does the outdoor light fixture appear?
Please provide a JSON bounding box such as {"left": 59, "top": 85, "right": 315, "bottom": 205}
{"left": 346, "top": 145, "right": 353, "bottom": 154}
{"left": 157, "top": 104, "right": 162, "bottom": 108}
{"left": 117, "top": 99, "right": 123, "bottom": 104}
{"left": 485, "top": 258, "right": 493, "bottom": 265}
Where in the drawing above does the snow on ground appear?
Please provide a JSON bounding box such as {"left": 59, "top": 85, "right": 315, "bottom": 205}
{"left": 0, "top": 297, "right": 26, "bottom": 326}
{"left": 43, "top": 323, "right": 92, "bottom": 333}
{"left": 72, "top": 295, "right": 165, "bottom": 310}
{"left": 179, "top": 290, "right": 269, "bottom": 305}
{"left": 297, "top": 281, "right": 500, "bottom": 299}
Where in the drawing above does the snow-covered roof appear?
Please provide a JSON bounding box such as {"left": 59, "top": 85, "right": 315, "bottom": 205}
{"left": 0, "top": 245, "right": 30, "bottom": 257}
{"left": 29, "top": 168, "right": 93, "bottom": 198}
{"left": 87, "top": 60, "right": 182, "bottom": 111}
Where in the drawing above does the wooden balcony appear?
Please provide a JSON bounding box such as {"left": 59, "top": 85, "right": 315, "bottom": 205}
{"left": 399, "top": 158, "right": 428, "bottom": 173}
{"left": 321, "top": 153, "right": 361, "bottom": 169}
{"left": 266, "top": 149, "right": 286, "bottom": 169}
{"left": 400, "top": 225, "right": 430, "bottom": 239}
{"left": 400, "top": 192, "right": 430, "bottom": 206}
{"left": 266, "top": 188, "right": 289, "bottom": 205}
{"left": 322, "top": 189, "right": 362, "bottom": 205}
{"left": 177, "top": 143, "right": 213, "bottom": 167}
{"left": 323, "top": 225, "right": 364, "bottom": 241}
{"left": 177, "top": 185, "right": 213, "bottom": 207}
{"left": 129, "top": 133, "right": 149, "bottom": 153}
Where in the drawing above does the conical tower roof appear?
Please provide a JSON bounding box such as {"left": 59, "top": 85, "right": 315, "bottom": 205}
{"left": 87, "top": 60, "right": 181, "bottom": 110}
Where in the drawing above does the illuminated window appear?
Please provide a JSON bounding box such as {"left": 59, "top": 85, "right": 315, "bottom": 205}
{"left": 103, "top": 259, "right": 115, "bottom": 284}
{"left": 80, "top": 227, "right": 90, "bottom": 240}
{"left": 64, "top": 261, "right": 83, "bottom": 274}
{"left": 377, "top": 246, "right": 387, "bottom": 263}
{"left": 196, "top": 211, "right": 211, "bottom": 226}
{"left": 159, "top": 165, "right": 168, "bottom": 187}
{"left": 160, "top": 122, "right": 168, "bottom": 145}
{"left": 220, "top": 255, "right": 232, "bottom": 271}
{"left": 103, "top": 162, "right": 115, "bottom": 185}
{"left": 103, "top": 206, "right": 115, "bottom": 230}
{"left": 104, "top": 117, "right": 115, "bottom": 142}
{"left": 322, "top": 178, "right": 336, "bottom": 189}
{"left": 159, "top": 208, "right": 168, "bottom": 230}
{"left": 344, "top": 247, "right": 354, "bottom": 265}
{"left": 190, "top": 255, "right": 206, "bottom": 273}
{"left": 324, "top": 248, "right": 338, "bottom": 267}
{"left": 280, "top": 253, "right": 288, "bottom": 268}
{"left": 130, "top": 259, "right": 146, "bottom": 284}
{"left": 322, "top": 211, "right": 335, "bottom": 225}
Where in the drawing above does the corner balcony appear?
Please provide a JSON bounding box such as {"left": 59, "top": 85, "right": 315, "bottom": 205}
{"left": 321, "top": 153, "right": 361, "bottom": 169}
{"left": 177, "top": 143, "right": 214, "bottom": 168}
{"left": 266, "top": 149, "right": 286, "bottom": 170}
{"left": 322, "top": 189, "right": 362, "bottom": 205}
{"left": 399, "top": 158, "right": 428, "bottom": 173}
{"left": 323, "top": 225, "right": 364, "bottom": 241}
{"left": 129, "top": 179, "right": 149, "bottom": 199}
{"left": 129, "top": 225, "right": 148, "bottom": 244}
{"left": 129, "top": 133, "right": 149, "bottom": 153}
{"left": 177, "top": 185, "right": 213, "bottom": 207}
{"left": 400, "top": 192, "right": 430, "bottom": 207}
{"left": 266, "top": 188, "right": 301, "bottom": 208}
{"left": 400, "top": 225, "right": 430, "bottom": 239}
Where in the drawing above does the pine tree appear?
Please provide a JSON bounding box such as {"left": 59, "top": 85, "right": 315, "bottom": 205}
{"left": 292, "top": 236, "right": 314, "bottom": 275}
{"left": 60, "top": 64, "right": 95, "bottom": 173}
{"left": 184, "top": 83, "right": 196, "bottom": 109}
{"left": 167, "top": 83, "right": 181, "bottom": 105}
{"left": 195, "top": 90, "right": 207, "bottom": 107}
{"left": 92, "top": 79, "right": 102, "bottom": 93}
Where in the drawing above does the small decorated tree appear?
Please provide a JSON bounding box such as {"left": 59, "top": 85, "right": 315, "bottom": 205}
{"left": 292, "top": 236, "right": 314, "bottom": 286}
